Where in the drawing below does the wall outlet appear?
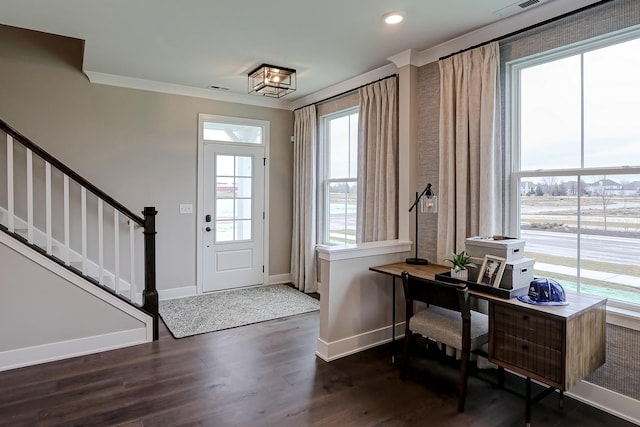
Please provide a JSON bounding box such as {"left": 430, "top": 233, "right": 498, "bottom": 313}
{"left": 179, "top": 204, "right": 193, "bottom": 214}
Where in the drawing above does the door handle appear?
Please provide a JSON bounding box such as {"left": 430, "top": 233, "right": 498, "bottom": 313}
{"left": 206, "top": 227, "right": 213, "bottom": 232}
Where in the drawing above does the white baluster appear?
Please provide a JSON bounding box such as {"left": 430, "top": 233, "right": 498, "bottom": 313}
{"left": 63, "top": 175, "right": 70, "bottom": 265}
{"left": 129, "top": 220, "right": 136, "bottom": 302}
{"left": 45, "top": 162, "right": 52, "bottom": 255}
{"left": 26, "top": 148, "right": 33, "bottom": 243}
{"left": 98, "top": 199, "right": 104, "bottom": 285}
{"left": 114, "top": 207, "right": 120, "bottom": 295}
{"left": 81, "top": 187, "right": 88, "bottom": 275}
{"left": 7, "top": 135, "right": 14, "bottom": 232}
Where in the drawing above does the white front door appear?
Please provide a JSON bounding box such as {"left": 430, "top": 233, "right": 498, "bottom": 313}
{"left": 202, "top": 143, "right": 265, "bottom": 292}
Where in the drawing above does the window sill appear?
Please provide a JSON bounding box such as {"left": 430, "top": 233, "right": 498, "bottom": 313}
{"left": 607, "top": 304, "right": 640, "bottom": 331}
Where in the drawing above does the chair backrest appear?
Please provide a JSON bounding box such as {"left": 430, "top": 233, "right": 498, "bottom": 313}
{"left": 400, "top": 272, "right": 471, "bottom": 319}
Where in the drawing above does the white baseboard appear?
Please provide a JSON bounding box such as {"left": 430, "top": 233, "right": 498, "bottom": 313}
{"left": 269, "top": 273, "right": 291, "bottom": 285}
{"left": 158, "top": 285, "right": 197, "bottom": 301}
{"left": 315, "top": 322, "right": 405, "bottom": 362}
{"left": 0, "top": 328, "right": 148, "bottom": 372}
{"left": 568, "top": 381, "right": 640, "bottom": 425}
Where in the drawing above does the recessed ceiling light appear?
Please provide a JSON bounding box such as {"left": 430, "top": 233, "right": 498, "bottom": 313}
{"left": 384, "top": 13, "right": 403, "bottom": 25}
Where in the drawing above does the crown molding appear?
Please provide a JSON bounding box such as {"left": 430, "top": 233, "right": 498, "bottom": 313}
{"left": 83, "top": 0, "right": 600, "bottom": 111}
{"left": 85, "top": 71, "right": 293, "bottom": 110}
{"left": 387, "top": 49, "right": 419, "bottom": 68}
{"left": 289, "top": 63, "right": 397, "bottom": 111}
{"left": 414, "top": 0, "right": 602, "bottom": 66}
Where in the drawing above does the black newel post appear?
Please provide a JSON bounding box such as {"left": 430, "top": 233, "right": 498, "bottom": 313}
{"left": 142, "top": 206, "right": 159, "bottom": 340}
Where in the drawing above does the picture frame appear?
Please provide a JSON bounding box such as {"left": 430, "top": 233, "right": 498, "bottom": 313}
{"left": 477, "top": 255, "right": 506, "bottom": 288}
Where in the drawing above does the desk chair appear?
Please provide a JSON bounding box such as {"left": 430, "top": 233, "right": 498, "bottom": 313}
{"left": 400, "top": 272, "right": 489, "bottom": 412}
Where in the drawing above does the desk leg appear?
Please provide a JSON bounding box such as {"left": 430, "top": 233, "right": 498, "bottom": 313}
{"left": 391, "top": 277, "right": 396, "bottom": 364}
{"left": 525, "top": 377, "right": 531, "bottom": 427}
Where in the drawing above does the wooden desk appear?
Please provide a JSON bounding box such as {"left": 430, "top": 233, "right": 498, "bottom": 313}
{"left": 370, "top": 261, "right": 607, "bottom": 426}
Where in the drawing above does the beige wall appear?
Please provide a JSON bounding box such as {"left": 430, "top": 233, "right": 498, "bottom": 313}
{"left": 0, "top": 25, "right": 294, "bottom": 291}
{"left": 0, "top": 241, "right": 144, "bottom": 351}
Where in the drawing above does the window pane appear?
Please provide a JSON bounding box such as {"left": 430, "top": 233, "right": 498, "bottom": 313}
{"left": 349, "top": 113, "right": 358, "bottom": 178}
{"left": 329, "top": 115, "right": 350, "bottom": 178}
{"left": 578, "top": 174, "right": 640, "bottom": 303}
{"left": 216, "top": 221, "right": 234, "bottom": 242}
{"left": 583, "top": 38, "right": 640, "bottom": 168}
{"left": 236, "top": 177, "right": 252, "bottom": 197}
{"left": 520, "top": 176, "right": 579, "bottom": 291}
{"left": 235, "top": 220, "right": 252, "bottom": 240}
{"left": 203, "top": 121, "right": 262, "bottom": 144}
{"left": 235, "top": 199, "right": 252, "bottom": 220}
{"left": 520, "top": 56, "right": 581, "bottom": 170}
{"left": 216, "top": 177, "right": 235, "bottom": 198}
{"left": 328, "top": 181, "right": 356, "bottom": 244}
{"left": 216, "top": 155, "right": 234, "bottom": 176}
{"left": 236, "top": 156, "right": 252, "bottom": 177}
{"left": 216, "top": 199, "right": 233, "bottom": 220}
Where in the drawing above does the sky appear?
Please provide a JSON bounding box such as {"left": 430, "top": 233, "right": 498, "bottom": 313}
{"left": 519, "top": 36, "right": 640, "bottom": 171}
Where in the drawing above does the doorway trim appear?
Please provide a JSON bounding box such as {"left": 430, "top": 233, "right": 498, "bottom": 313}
{"left": 196, "top": 113, "right": 270, "bottom": 295}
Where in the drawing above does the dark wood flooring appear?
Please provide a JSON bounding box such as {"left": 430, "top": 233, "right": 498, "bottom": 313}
{"left": 0, "top": 312, "right": 634, "bottom": 427}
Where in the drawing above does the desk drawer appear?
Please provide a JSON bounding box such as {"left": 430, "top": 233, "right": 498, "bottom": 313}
{"left": 492, "top": 330, "right": 563, "bottom": 384}
{"left": 492, "top": 304, "right": 563, "bottom": 350}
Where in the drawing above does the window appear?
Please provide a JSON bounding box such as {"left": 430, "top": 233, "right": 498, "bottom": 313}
{"left": 319, "top": 108, "right": 358, "bottom": 244}
{"left": 509, "top": 29, "right": 640, "bottom": 306}
{"left": 203, "top": 121, "right": 262, "bottom": 144}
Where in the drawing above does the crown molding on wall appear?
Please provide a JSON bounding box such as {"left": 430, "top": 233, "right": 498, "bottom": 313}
{"left": 85, "top": 71, "right": 293, "bottom": 110}
{"left": 414, "top": 0, "right": 602, "bottom": 67}
{"left": 387, "top": 49, "right": 419, "bottom": 68}
{"left": 83, "top": 0, "right": 600, "bottom": 112}
{"left": 288, "top": 62, "right": 398, "bottom": 111}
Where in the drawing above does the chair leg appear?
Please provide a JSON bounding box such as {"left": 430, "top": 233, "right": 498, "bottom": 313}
{"left": 401, "top": 332, "right": 413, "bottom": 379}
{"left": 457, "top": 348, "right": 471, "bottom": 412}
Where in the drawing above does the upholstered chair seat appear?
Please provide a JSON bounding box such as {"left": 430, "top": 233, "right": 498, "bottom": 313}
{"left": 409, "top": 305, "right": 488, "bottom": 351}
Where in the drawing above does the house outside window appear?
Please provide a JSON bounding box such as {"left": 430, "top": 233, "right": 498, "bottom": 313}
{"left": 509, "top": 28, "right": 640, "bottom": 307}
{"left": 319, "top": 108, "right": 358, "bottom": 244}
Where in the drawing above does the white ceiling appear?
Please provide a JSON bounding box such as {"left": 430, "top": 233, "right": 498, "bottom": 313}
{"left": 0, "top": 0, "right": 600, "bottom": 109}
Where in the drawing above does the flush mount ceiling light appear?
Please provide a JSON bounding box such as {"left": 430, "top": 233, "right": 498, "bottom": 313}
{"left": 248, "top": 64, "right": 297, "bottom": 98}
{"left": 383, "top": 12, "right": 403, "bottom": 24}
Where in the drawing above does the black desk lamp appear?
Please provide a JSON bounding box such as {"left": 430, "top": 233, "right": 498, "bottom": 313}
{"left": 406, "top": 183, "right": 437, "bottom": 265}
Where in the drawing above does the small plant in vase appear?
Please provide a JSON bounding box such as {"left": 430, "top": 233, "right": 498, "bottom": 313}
{"left": 446, "top": 251, "right": 476, "bottom": 281}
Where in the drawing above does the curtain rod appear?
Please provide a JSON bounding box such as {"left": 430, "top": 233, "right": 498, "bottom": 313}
{"left": 439, "top": 0, "right": 614, "bottom": 60}
{"left": 293, "top": 74, "right": 398, "bottom": 112}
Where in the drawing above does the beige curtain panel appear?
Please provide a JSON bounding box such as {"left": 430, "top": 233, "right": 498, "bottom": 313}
{"left": 291, "top": 105, "right": 317, "bottom": 293}
{"left": 437, "top": 42, "right": 502, "bottom": 264}
{"left": 357, "top": 76, "right": 399, "bottom": 242}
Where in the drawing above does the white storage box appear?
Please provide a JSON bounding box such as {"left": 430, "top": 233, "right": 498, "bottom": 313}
{"left": 500, "top": 257, "right": 535, "bottom": 290}
{"left": 465, "top": 236, "right": 525, "bottom": 262}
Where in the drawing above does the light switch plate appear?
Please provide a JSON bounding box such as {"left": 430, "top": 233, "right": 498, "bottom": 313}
{"left": 179, "top": 204, "right": 193, "bottom": 214}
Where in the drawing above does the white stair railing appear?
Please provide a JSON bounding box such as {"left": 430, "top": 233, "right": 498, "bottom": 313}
{"left": 0, "top": 119, "right": 158, "bottom": 339}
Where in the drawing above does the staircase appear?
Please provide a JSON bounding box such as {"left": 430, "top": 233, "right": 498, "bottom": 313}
{"left": 0, "top": 118, "right": 158, "bottom": 370}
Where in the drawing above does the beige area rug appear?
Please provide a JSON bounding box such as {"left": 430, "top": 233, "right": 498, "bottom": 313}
{"left": 159, "top": 284, "right": 319, "bottom": 338}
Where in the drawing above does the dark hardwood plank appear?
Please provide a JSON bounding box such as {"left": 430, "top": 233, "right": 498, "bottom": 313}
{"left": 0, "top": 312, "right": 634, "bottom": 427}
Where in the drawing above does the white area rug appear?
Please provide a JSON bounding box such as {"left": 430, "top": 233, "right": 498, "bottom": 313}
{"left": 159, "top": 284, "right": 319, "bottom": 338}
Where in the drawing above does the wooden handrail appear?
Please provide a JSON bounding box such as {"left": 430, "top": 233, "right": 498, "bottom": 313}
{"left": 0, "top": 118, "right": 144, "bottom": 226}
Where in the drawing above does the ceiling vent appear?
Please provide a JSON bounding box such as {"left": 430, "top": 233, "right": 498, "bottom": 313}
{"left": 494, "top": 0, "right": 548, "bottom": 18}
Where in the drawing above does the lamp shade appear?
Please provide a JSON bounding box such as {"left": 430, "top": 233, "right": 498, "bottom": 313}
{"left": 248, "top": 64, "right": 296, "bottom": 98}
